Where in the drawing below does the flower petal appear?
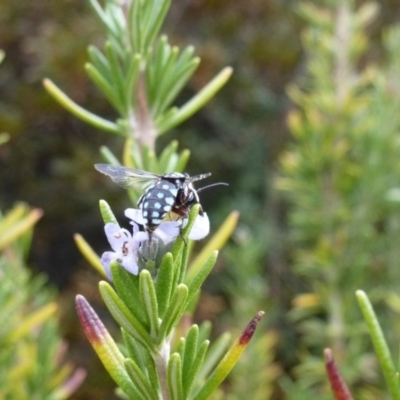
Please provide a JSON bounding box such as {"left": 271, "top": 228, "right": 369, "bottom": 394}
{"left": 104, "top": 223, "right": 131, "bottom": 251}
{"left": 119, "top": 254, "right": 139, "bottom": 276}
{"left": 101, "top": 251, "right": 115, "bottom": 280}
{"left": 125, "top": 208, "right": 146, "bottom": 226}
{"left": 135, "top": 232, "right": 150, "bottom": 243}
{"left": 156, "top": 221, "right": 181, "bottom": 244}
{"left": 189, "top": 213, "right": 210, "bottom": 240}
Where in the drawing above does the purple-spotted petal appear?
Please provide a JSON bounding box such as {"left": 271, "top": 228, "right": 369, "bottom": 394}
{"left": 119, "top": 254, "right": 139, "bottom": 276}
{"left": 189, "top": 213, "right": 210, "bottom": 240}
{"left": 104, "top": 223, "right": 131, "bottom": 251}
{"left": 100, "top": 251, "right": 114, "bottom": 280}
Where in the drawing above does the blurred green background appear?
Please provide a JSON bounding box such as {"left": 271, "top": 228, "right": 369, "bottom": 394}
{"left": 2, "top": 0, "right": 400, "bottom": 399}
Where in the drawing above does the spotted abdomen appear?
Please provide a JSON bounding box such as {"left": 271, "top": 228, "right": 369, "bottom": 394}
{"left": 138, "top": 179, "right": 178, "bottom": 231}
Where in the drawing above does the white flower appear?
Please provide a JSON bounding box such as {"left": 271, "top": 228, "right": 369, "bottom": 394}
{"left": 125, "top": 208, "right": 210, "bottom": 242}
{"left": 100, "top": 208, "right": 210, "bottom": 278}
{"left": 101, "top": 223, "right": 140, "bottom": 279}
{"left": 185, "top": 212, "right": 210, "bottom": 240}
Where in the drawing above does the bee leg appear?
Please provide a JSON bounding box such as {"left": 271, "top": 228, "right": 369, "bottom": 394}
{"left": 179, "top": 227, "right": 187, "bottom": 246}
{"left": 198, "top": 205, "right": 204, "bottom": 216}
{"left": 146, "top": 226, "right": 155, "bottom": 244}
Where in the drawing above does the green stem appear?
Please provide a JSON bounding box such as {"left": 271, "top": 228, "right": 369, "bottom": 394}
{"left": 154, "top": 338, "right": 171, "bottom": 400}
{"left": 356, "top": 290, "right": 400, "bottom": 399}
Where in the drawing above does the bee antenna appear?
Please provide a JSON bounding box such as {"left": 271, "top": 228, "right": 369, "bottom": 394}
{"left": 197, "top": 182, "right": 229, "bottom": 193}
{"left": 190, "top": 172, "right": 212, "bottom": 183}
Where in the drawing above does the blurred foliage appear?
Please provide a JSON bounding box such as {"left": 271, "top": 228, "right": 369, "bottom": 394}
{"left": 277, "top": 1, "right": 400, "bottom": 398}
{"left": 2, "top": 0, "right": 400, "bottom": 398}
{"left": 0, "top": 202, "right": 84, "bottom": 399}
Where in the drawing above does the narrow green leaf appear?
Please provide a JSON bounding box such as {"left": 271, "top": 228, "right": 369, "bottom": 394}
{"left": 185, "top": 340, "right": 209, "bottom": 397}
{"left": 193, "top": 312, "right": 264, "bottom": 400}
{"left": 0, "top": 208, "right": 42, "bottom": 251}
{"left": 140, "top": 0, "right": 154, "bottom": 27}
{"left": 142, "top": 145, "right": 158, "bottom": 172}
{"left": 187, "top": 211, "right": 239, "bottom": 284}
{"left": 356, "top": 290, "right": 400, "bottom": 398}
{"left": 85, "top": 63, "right": 124, "bottom": 114}
{"left": 185, "top": 290, "right": 200, "bottom": 315}
{"left": 128, "top": 138, "right": 145, "bottom": 170}
{"left": 186, "top": 251, "right": 218, "bottom": 305}
{"left": 141, "top": 340, "right": 160, "bottom": 393}
{"left": 107, "top": 35, "right": 126, "bottom": 60}
{"left": 145, "top": 0, "right": 171, "bottom": 49}
{"left": 155, "top": 252, "right": 175, "bottom": 318}
{"left": 151, "top": 46, "right": 179, "bottom": 115}
{"left": 88, "top": 45, "right": 111, "bottom": 81}
{"left": 146, "top": 59, "right": 157, "bottom": 103}
{"left": 174, "top": 45, "right": 195, "bottom": 70}
{"left": 158, "top": 67, "right": 233, "bottom": 134}
{"left": 158, "top": 140, "right": 178, "bottom": 171}
{"left": 99, "top": 199, "right": 118, "bottom": 224}
{"left": 170, "top": 205, "right": 200, "bottom": 281}
{"left": 5, "top": 303, "right": 57, "bottom": 342}
{"left": 155, "top": 107, "right": 178, "bottom": 133}
{"left": 175, "top": 149, "right": 191, "bottom": 173}
{"left": 99, "top": 281, "right": 155, "bottom": 351}
{"left": 157, "top": 284, "right": 188, "bottom": 344}
{"left": 73, "top": 233, "right": 106, "bottom": 278}
{"left": 121, "top": 328, "right": 146, "bottom": 370}
{"left": 139, "top": 270, "right": 160, "bottom": 337}
{"left": 165, "top": 153, "right": 179, "bottom": 175}
{"left": 43, "top": 79, "right": 120, "bottom": 134}
{"left": 197, "top": 332, "right": 231, "bottom": 383}
{"left": 75, "top": 295, "right": 140, "bottom": 399}
{"left": 122, "top": 326, "right": 160, "bottom": 395}
{"left": 126, "top": 54, "right": 142, "bottom": 110}
{"left": 125, "top": 358, "right": 159, "bottom": 400}
{"left": 168, "top": 353, "right": 184, "bottom": 400}
{"left": 88, "top": 0, "right": 112, "bottom": 32}
{"left": 178, "top": 239, "right": 194, "bottom": 283}
{"left": 182, "top": 325, "right": 199, "bottom": 390}
{"left": 176, "top": 337, "right": 186, "bottom": 361}
{"left": 106, "top": 3, "right": 126, "bottom": 50}
{"left": 148, "top": 36, "right": 170, "bottom": 102}
{"left": 178, "top": 239, "right": 194, "bottom": 284}
{"left": 129, "top": 0, "right": 143, "bottom": 53}
{"left": 156, "top": 36, "right": 172, "bottom": 77}
{"left": 105, "top": 41, "right": 128, "bottom": 115}
{"left": 198, "top": 321, "right": 212, "bottom": 345}
{"left": 157, "top": 58, "right": 200, "bottom": 115}
{"left": 110, "top": 263, "right": 147, "bottom": 327}
{"left": 100, "top": 145, "right": 122, "bottom": 165}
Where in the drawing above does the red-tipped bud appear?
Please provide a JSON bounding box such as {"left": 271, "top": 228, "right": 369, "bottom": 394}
{"left": 324, "top": 348, "right": 354, "bottom": 400}
{"left": 239, "top": 310, "right": 265, "bottom": 346}
{"left": 75, "top": 294, "right": 108, "bottom": 344}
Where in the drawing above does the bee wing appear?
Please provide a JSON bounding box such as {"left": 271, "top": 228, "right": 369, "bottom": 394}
{"left": 95, "top": 164, "right": 160, "bottom": 189}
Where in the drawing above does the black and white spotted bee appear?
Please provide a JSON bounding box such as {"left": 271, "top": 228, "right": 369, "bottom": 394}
{"left": 95, "top": 164, "right": 227, "bottom": 241}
